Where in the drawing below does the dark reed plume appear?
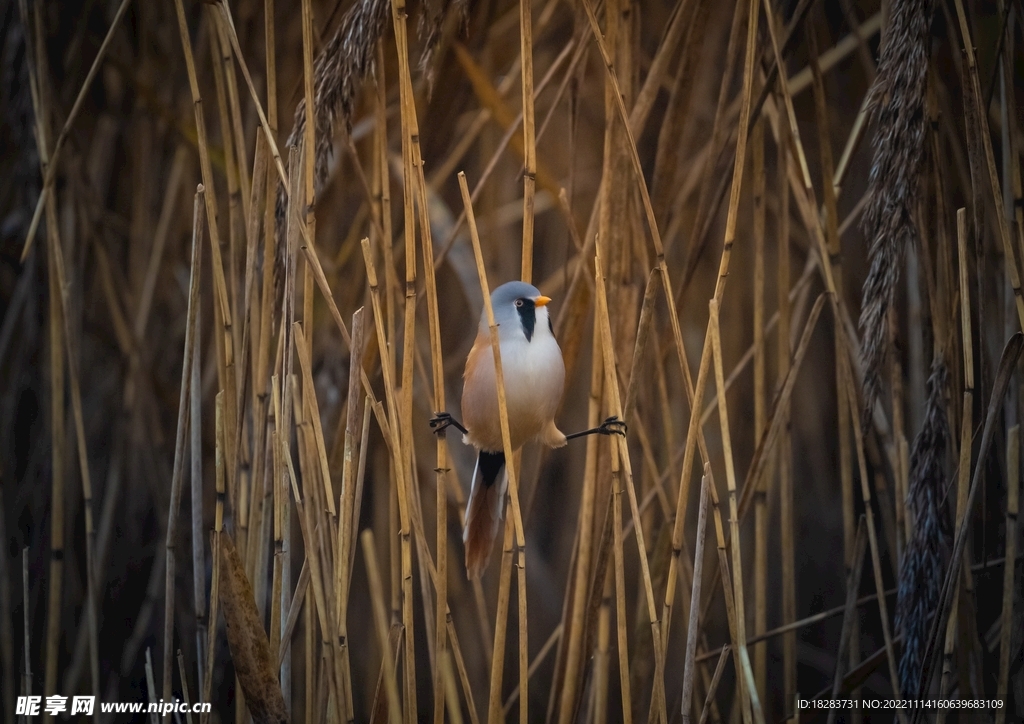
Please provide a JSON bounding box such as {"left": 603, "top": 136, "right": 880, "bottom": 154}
{"left": 272, "top": 0, "right": 389, "bottom": 306}
{"left": 283, "top": 0, "right": 389, "bottom": 191}
{"left": 272, "top": 0, "right": 467, "bottom": 294}
{"left": 417, "top": 0, "right": 470, "bottom": 91}
{"left": 895, "top": 357, "right": 951, "bottom": 698}
{"left": 858, "top": 0, "right": 935, "bottom": 425}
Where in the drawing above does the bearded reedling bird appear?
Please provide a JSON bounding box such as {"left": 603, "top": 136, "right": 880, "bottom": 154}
{"left": 431, "top": 281, "right": 626, "bottom": 579}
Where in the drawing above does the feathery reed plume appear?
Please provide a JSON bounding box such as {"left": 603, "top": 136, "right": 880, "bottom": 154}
{"left": 417, "top": 0, "right": 470, "bottom": 90}
{"left": 894, "top": 358, "right": 950, "bottom": 696}
{"left": 276, "top": 0, "right": 469, "bottom": 207}
{"left": 272, "top": 0, "right": 389, "bottom": 298}
{"left": 858, "top": 0, "right": 935, "bottom": 423}
{"left": 272, "top": 0, "right": 466, "bottom": 298}
{"left": 283, "top": 0, "right": 389, "bottom": 191}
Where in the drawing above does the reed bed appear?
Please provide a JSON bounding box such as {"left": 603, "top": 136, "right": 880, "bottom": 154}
{"left": 2, "top": 0, "right": 1024, "bottom": 722}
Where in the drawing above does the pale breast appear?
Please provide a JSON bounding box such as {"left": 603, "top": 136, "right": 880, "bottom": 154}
{"left": 461, "top": 333, "right": 564, "bottom": 452}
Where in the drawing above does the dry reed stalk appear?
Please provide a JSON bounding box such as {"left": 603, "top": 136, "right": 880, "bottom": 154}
{"left": 19, "top": 0, "right": 133, "bottom": 262}
{"left": 23, "top": 24, "right": 103, "bottom": 705}
{"left": 427, "top": 1, "right": 564, "bottom": 195}
{"left": 255, "top": 149, "right": 279, "bottom": 503}
{"left": 518, "top": 0, "right": 536, "bottom": 282}
{"left": 456, "top": 171, "right": 531, "bottom": 723}
{"left": 704, "top": 469, "right": 750, "bottom": 724}
{"left": 256, "top": 0, "right": 278, "bottom": 396}
{"left": 840, "top": 354, "right": 906, "bottom": 713}
{"left": 336, "top": 309, "right": 366, "bottom": 720}
{"left": 283, "top": 393, "right": 345, "bottom": 721}
{"left": 697, "top": 646, "right": 729, "bottom": 724}
{"left": 698, "top": 263, "right": 817, "bottom": 427}
{"left": 503, "top": 625, "right": 563, "bottom": 715}
{"left": 678, "top": 0, "right": 747, "bottom": 285}
{"left": 759, "top": 25, "right": 895, "bottom": 624}
{"left": 676, "top": 0, "right": 813, "bottom": 301}
{"left": 191, "top": 313, "right": 206, "bottom": 691}
{"left": 372, "top": 41, "right": 398, "bottom": 381}
{"left": 299, "top": 0, "right": 316, "bottom": 423}
{"left": 709, "top": 298, "right": 763, "bottom": 724}
{"left": 450, "top": 43, "right": 562, "bottom": 202}
{"left": 610, "top": 410, "right": 633, "bottom": 724}
{"left": 696, "top": 578, "right": 914, "bottom": 666}
{"left": 145, "top": 648, "right": 157, "bottom": 724}
{"left": 594, "top": 567, "right": 611, "bottom": 724}
{"left": 172, "top": 0, "right": 237, "bottom": 511}
{"left": 758, "top": 4, "right": 866, "bottom": 391}
{"left": 300, "top": 246, "right": 392, "bottom": 443}
{"left": 163, "top": 187, "right": 205, "bottom": 703}
{"left": 201, "top": 393, "right": 225, "bottom": 724}
{"left": 177, "top": 649, "right": 196, "bottom": 724}
{"left": 237, "top": 94, "right": 269, "bottom": 480}
{"left": 21, "top": 548, "right": 30, "bottom": 703}
{"left": 650, "top": 0, "right": 706, "bottom": 217}
{"left": 995, "top": 424, "right": 1019, "bottom": 724}
{"left": 693, "top": 292, "right": 828, "bottom": 674}
{"left": 277, "top": 560, "right": 310, "bottom": 670}
{"left": 362, "top": 530, "right": 403, "bottom": 724}
{"left": 211, "top": 3, "right": 286, "bottom": 186}
{"left": 213, "top": 11, "right": 250, "bottom": 226}
{"left": 681, "top": 468, "right": 710, "bottom": 724}
{"left": 826, "top": 518, "right": 868, "bottom": 724}
{"left": 935, "top": 209, "right": 974, "bottom": 717}
{"left": 553, "top": 303, "right": 604, "bottom": 723}
{"left": 219, "top": 534, "right": 290, "bottom": 724}
{"left": 293, "top": 325, "right": 336, "bottom": 517}
{"left": 134, "top": 146, "right": 187, "bottom": 343}
{"left": 369, "top": 625, "right": 403, "bottom": 723}
{"left": 256, "top": 53, "right": 281, "bottom": 523}
{"left": 442, "top": 649, "right": 465, "bottom": 724}
{"left": 269, "top": 391, "right": 284, "bottom": 698}
{"left": 386, "top": 3, "right": 423, "bottom": 716}
{"left": 593, "top": 252, "right": 666, "bottom": 723}
{"left": 788, "top": 13, "right": 882, "bottom": 95}
{"left": 359, "top": 236, "right": 415, "bottom": 718}
{"left": 19, "top": 3, "right": 65, "bottom": 713}
{"left": 804, "top": 22, "right": 861, "bottom": 714}
{"left": 446, "top": 623, "right": 481, "bottom": 724}
{"left": 305, "top": 585, "right": 316, "bottom": 724}
{"left": 207, "top": 11, "right": 243, "bottom": 352}
{"left": 384, "top": 0, "right": 453, "bottom": 714}
{"left": 950, "top": 0, "right": 1024, "bottom": 331}
{"left": 750, "top": 115, "right": 767, "bottom": 703}
{"left": 658, "top": 0, "right": 760, "bottom": 651}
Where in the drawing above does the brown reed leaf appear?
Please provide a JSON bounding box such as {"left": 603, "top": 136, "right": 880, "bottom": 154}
{"left": 219, "top": 534, "right": 289, "bottom": 724}
{"left": 858, "top": 0, "right": 935, "bottom": 424}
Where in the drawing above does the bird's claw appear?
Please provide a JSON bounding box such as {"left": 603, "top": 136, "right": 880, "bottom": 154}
{"left": 598, "top": 416, "right": 627, "bottom": 436}
{"left": 430, "top": 411, "right": 467, "bottom": 436}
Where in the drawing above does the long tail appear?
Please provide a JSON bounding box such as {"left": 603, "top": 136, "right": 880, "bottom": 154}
{"left": 463, "top": 450, "right": 507, "bottom": 579}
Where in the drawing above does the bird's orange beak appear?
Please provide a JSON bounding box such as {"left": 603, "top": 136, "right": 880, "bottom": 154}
{"left": 534, "top": 295, "right": 552, "bottom": 307}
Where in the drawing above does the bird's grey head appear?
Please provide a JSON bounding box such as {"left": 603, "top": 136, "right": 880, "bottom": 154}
{"left": 483, "top": 281, "right": 553, "bottom": 342}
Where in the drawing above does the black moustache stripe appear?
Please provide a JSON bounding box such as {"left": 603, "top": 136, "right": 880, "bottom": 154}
{"left": 517, "top": 299, "right": 536, "bottom": 341}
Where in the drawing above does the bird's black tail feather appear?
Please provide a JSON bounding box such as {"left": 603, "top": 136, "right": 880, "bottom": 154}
{"left": 463, "top": 450, "right": 507, "bottom": 579}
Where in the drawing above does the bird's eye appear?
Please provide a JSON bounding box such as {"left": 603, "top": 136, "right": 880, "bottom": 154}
{"left": 515, "top": 299, "right": 524, "bottom": 308}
